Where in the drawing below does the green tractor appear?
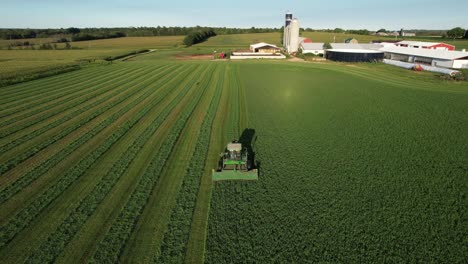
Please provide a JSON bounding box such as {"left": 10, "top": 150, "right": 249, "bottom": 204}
{"left": 212, "top": 140, "right": 258, "bottom": 181}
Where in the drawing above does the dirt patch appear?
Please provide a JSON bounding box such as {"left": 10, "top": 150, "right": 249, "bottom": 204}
{"left": 176, "top": 54, "right": 213, "bottom": 60}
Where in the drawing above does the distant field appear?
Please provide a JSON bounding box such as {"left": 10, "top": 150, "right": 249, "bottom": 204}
{"left": 0, "top": 36, "right": 184, "bottom": 78}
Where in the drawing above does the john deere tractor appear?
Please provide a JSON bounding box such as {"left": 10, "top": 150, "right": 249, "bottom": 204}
{"left": 212, "top": 140, "right": 258, "bottom": 181}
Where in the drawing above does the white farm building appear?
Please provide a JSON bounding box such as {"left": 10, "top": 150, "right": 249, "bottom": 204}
{"left": 300, "top": 43, "right": 324, "bottom": 55}
{"left": 381, "top": 46, "right": 468, "bottom": 69}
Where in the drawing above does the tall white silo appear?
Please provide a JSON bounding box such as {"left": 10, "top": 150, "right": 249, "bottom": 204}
{"left": 289, "top": 18, "right": 300, "bottom": 53}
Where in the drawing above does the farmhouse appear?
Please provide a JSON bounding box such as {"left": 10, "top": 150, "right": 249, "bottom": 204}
{"left": 381, "top": 46, "right": 468, "bottom": 69}
{"left": 300, "top": 43, "right": 324, "bottom": 55}
{"left": 395, "top": 41, "right": 455, "bottom": 51}
{"left": 250, "top": 43, "right": 281, "bottom": 53}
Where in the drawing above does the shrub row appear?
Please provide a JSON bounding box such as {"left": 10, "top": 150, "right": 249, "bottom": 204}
{"left": 157, "top": 65, "right": 225, "bottom": 263}
{"left": 90, "top": 65, "right": 217, "bottom": 263}
{"left": 25, "top": 65, "right": 199, "bottom": 263}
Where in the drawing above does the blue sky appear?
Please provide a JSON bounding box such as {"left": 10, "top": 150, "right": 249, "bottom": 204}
{"left": 1, "top": 0, "right": 467, "bottom": 30}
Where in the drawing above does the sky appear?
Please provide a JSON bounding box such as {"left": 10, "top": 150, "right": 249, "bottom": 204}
{"left": 1, "top": 0, "right": 467, "bottom": 30}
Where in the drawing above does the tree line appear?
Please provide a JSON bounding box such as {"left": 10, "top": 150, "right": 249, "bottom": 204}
{"left": 183, "top": 30, "right": 216, "bottom": 46}
{"left": 2, "top": 26, "right": 466, "bottom": 41}
{"left": 0, "top": 27, "right": 280, "bottom": 41}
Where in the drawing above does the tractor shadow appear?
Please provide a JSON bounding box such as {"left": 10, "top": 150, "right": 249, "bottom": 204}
{"left": 238, "top": 128, "right": 260, "bottom": 175}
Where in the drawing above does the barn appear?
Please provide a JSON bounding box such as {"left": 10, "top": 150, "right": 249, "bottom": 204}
{"left": 300, "top": 43, "right": 324, "bottom": 55}
{"left": 250, "top": 43, "right": 281, "bottom": 53}
{"left": 395, "top": 41, "right": 455, "bottom": 51}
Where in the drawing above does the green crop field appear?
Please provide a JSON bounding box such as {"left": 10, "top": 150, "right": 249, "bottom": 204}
{"left": 0, "top": 33, "right": 467, "bottom": 263}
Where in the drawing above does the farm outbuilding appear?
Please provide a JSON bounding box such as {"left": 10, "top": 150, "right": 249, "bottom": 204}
{"left": 300, "top": 43, "right": 324, "bottom": 55}
{"left": 249, "top": 43, "right": 281, "bottom": 53}
{"left": 380, "top": 46, "right": 468, "bottom": 69}
{"left": 325, "top": 49, "right": 384, "bottom": 62}
{"left": 330, "top": 43, "right": 382, "bottom": 50}
{"left": 395, "top": 41, "right": 455, "bottom": 51}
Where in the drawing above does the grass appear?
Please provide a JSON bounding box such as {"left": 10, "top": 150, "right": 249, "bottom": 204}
{"left": 0, "top": 33, "right": 466, "bottom": 263}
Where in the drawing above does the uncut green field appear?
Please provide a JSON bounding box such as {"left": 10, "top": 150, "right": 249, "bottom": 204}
{"left": 0, "top": 43, "right": 466, "bottom": 263}
{"left": 0, "top": 36, "right": 183, "bottom": 77}
{"left": 206, "top": 62, "right": 468, "bottom": 263}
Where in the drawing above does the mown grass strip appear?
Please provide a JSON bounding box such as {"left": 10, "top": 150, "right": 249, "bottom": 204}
{"left": 0, "top": 65, "right": 167, "bottom": 153}
{"left": 0, "top": 65, "right": 172, "bottom": 178}
{"left": 24, "top": 65, "right": 200, "bottom": 264}
{"left": 54, "top": 64, "right": 210, "bottom": 264}
{"left": 120, "top": 64, "right": 222, "bottom": 263}
{"left": 0, "top": 65, "right": 185, "bottom": 249}
{"left": 0, "top": 65, "right": 179, "bottom": 201}
{"left": 0, "top": 65, "right": 143, "bottom": 135}
{"left": 157, "top": 64, "right": 225, "bottom": 263}
{"left": 0, "top": 64, "right": 169, "bottom": 161}
{"left": 0, "top": 66, "right": 182, "bottom": 225}
{"left": 0, "top": 65, "right": 130, "bottom": 116}
{"left": 90, "top": 65, "right": 217, "bottom": 263}
{"left": 184, "top": 65, "right": 233, "bottom": 264}
{"left": 0, "top": 65, "right": 113, "bottom": 104}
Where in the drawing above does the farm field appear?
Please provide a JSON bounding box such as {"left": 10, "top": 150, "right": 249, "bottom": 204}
{"left": 0, "top": 36, "right": 184, "bottom": 79}
{"left": 0, "top": 48, "right": 467, "bottom": 263}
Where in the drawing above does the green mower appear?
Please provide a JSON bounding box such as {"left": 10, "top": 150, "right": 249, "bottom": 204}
{"left": 212, "top": 141, "right": 258, "bottom": 181}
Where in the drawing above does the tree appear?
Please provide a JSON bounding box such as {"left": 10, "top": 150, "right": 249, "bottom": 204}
{"left": 446, "top": 27, "right": 465, "bottom": 39}
{"left": 333, "top": 28, "right": 344, "bottom": 33}
{"left": 66, "top": 27, "right": 81, "bottom": 34}
{"left": 377, "top": 28, "right": 387, "bottom": 33}
{"left": 464, "top": 30, "right": 468, "bottom": 39}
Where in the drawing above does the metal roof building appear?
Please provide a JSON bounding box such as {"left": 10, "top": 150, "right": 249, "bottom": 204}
{"left": 300, "top": 43, "right": 325, "bottom": 55}
{"left": 380, "top": 46, "right": 468, "bottom": 69}
{"left": 249, "top": 43, "right": 281, "bottom": 53}
{"left": 395, "top": 41, "right": 455, "bottom": 51}
{"left": 330, "top": 43, "right": 382, "bottom": 50}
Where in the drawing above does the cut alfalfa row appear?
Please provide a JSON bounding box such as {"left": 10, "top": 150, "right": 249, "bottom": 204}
{"left": 25, "top": 65, "right": 201, "bottom": 263}
{"left": 0, "top": 65, "right": 171, "bottom": 161}
{"left": 0, "top": 65, "right": 155, "bottom": 153}
{"left": 0, "top": 65, "right": 114, "bottom": 108}
{"left": 158, "top": 64, "right": 225, "bottom": 263}
{"left": 0, "top": 65, "right": 140, "bottom": 135}
{"left": 90, "top": 65, "right": 218, "bottom": 263}
{"left": 0, "top": 65, "right": 170, "bottom": 177}
{"left": 0, "top": 65, "right": 128, "bottom": 118}
{"left": 0, "top": 66, "right": 184, "bottom": 248}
